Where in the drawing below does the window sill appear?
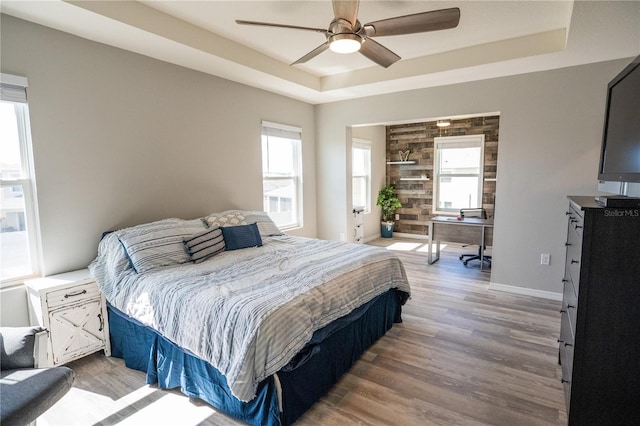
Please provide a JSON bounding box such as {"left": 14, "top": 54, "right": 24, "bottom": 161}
{"left": 1, "top": 274, "right": 37, "bottom": 290}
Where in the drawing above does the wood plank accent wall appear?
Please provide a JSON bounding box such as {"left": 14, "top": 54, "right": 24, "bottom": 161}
{"left": 386, "top": 116, "right": 500, "bottom": 236}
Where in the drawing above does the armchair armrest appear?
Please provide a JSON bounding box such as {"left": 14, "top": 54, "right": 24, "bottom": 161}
{"left": 0, "top": 326, "right": 45, "bottom": 370}
{"left": 33, "top": 330, "right": 49, "bottom": 368}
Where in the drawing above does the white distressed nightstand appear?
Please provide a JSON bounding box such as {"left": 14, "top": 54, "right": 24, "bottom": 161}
{"left": 26, "top": 269, "right": 111, "bottom": 366}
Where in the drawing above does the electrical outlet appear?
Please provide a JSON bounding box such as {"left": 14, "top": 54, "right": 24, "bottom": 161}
{"left": 540, "top": 253, "right": 550, "bottom": 265}
{"left": 395, "top": 214, "right": 400, "bottom": 220}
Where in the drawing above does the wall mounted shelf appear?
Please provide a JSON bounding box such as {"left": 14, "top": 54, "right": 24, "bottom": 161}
{"left": 386, "top": 161, "right": 416, "bottom": 165}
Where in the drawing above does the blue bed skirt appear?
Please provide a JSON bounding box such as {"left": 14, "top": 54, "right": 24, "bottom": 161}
{"left": 108, "top": 289, "right": 405, "bottom": 425}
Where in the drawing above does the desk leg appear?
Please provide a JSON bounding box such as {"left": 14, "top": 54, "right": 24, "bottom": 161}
{"left": 480, "top": 226, "right": 486, "bottom": 272}
{"left": 428, "top": 222, "right": 440, "bottom": 264}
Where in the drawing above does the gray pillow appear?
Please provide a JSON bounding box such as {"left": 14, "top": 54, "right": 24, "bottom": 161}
{"left": 244, "top": 211, "right": 283, "bottom": 237}
{"left": 0, "top": 326, "right": 44, "bottom": 370}
{"left": 117, "top": 221, "right": 205, "bottom": 273}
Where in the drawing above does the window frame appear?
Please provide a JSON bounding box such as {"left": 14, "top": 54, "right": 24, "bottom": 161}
{"left": 433, "top": 134, "right": 485, "bottom": 215}
{"left": 261, "top": 121, "right": 303, "bottom": 230}
{"left": 352, "top": 138, "right": 372, "bottom": 213}
{"left": 1, "top": 73, "right": 42, "bottom": 287}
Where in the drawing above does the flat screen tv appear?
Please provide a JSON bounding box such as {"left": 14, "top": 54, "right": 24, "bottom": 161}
{"left": 598, "top": 54, "right": 640, "bottom": 183}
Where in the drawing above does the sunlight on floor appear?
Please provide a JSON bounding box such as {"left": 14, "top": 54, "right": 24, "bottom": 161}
{"left": 385, "top": 242, "right": 446, "bottom": 252}
{"left": 38, "top": 384, "right": 220, "bottom": 425}
{"left": 114, "top": 392, "right": 215, "bottom": 426}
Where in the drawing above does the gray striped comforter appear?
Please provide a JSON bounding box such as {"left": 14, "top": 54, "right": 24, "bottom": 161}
{"left": 90, "top": 233, "right": 410, "bottom": 402}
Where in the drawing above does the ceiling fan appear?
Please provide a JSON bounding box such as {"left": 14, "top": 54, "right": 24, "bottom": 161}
{"left": 236, "top": 0, "right": 460, "bottom": 68}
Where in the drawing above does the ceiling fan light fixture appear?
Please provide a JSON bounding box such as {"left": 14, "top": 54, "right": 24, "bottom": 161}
{"left": 329, "top": 33, "right": 362, "bottom": 54}
{"left": 437, "top": 119, "right": 451, "bottom": 127}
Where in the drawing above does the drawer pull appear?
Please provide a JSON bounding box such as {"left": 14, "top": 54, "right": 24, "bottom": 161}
{"left": 561, "top": 378, "right": 571, "bottom": 384}
{"left": 560, "top": 309, "right": 567, "bottom": 314}
{"left": 64, "top": 289, "right": 87, "bottom": 299}
{"left": 565, "top": 211, "right": 571, "bottom": 215}
{"left": 571, "top": 259, "right": 579, "bottom": 264}
{"left": 557, "top": 338, "right": 565, "bottom": 344}
{"left": 98, "top": 313, "right": 104, "bottom": 332}
{"left": 567, "top": 304, "right": 576, "bottom": 309}
{"left": 562, "top": 278, "right": 569, "bottom": 283}
{"left": 564, "top": 342, "right": 573, "bottom": 347}
{"left": 564, "top": 242, "right": 571, "bottom": 246}
{"left": 574, "top": 224, "right": 583, "bottom": 229}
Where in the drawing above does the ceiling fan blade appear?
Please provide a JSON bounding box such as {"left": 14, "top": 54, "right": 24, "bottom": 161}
{"left": 236, "top": 20, "right": 329, "bottom": 36}
{"left": 292, "top": 42, "right": 330, "bottom": 65}
{"left": 359, "top": 38, "right": 400, "bottom": 68}
{"left": 363, "top": 7, "right": 460, "bottom": 37}
{"left": 332, "top": 0, "right": 359, "bottom": 29}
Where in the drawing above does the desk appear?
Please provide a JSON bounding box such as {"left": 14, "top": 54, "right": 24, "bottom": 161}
{"left": 428, "top": 216, "right": 494, "bottom": 271}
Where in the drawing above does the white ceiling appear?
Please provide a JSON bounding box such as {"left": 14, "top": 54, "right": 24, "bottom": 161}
{"left": 2, "top": 1, "right": 639, "bottom": 104}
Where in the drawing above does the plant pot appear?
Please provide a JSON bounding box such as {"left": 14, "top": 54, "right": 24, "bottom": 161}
{"left": 380, "top": 221, "right": 394, "bottom": 238}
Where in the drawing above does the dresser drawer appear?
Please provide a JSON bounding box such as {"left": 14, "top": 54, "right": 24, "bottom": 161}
{"left": 567, "top": 207, "right": 584, "bottom": 238}
{"left": 565, "top": 229, "right": 582, "bottom": 294}
{"left": 559, "top": 311, "right": 575, "bottom": 379}
{"left": 562, "top": 279, "right": 578, "bottom": 329}
{"left": 47, "top": 281, "right": 101, "bottom": 309}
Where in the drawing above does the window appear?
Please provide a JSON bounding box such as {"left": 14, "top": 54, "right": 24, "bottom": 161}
{"left": 352, "top": 139, "right": 371, "bottom": 212}
{"left": 261, "top": 121, "right": 303, "bottom": 229}
{"left": 433, "top": 135, "right": 484, "bottom": 214}
{"left": 1, "top": 74, "right": 40, "bottom": 284}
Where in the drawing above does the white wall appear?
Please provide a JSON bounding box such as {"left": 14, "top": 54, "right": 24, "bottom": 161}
{"left": 0, "top": 15, "right": 316, "bottom": 324}
{"left": 351, "top": 126, "right": 386, "bottom": 241}
{"left": 316, "top": 58, "right": 634, "bottom": 297}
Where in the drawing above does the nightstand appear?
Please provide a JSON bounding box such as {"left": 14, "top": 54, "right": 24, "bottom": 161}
{"left": 26, "top": 269, "right": 111, "bottom": 366}
{"left": 353, "top": 207, "right": 364, "bottom": 243}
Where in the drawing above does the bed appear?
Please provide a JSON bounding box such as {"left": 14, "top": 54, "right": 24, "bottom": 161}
{"left": 89, "top": 211, "right": 411, "bottom": 425}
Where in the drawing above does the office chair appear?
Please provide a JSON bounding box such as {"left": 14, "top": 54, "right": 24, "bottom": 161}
{"left": 458, "top": 208, "right": 492, "bottom": 268}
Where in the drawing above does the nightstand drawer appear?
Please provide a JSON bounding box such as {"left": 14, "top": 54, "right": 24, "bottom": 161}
{"left": 47, "top": 281, "right": 101, "bottom": 308}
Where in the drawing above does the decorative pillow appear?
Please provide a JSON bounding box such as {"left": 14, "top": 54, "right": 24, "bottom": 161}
{"left": 204, "top": 210, "right": 282, "bottom": 237}
{"left": 117, "top": 220, "right": 205, "bottom": 273}
{"left": 184, "top": 225, "right": 225, "bottom": 263}
{"left": 204, "top": 210, "right": 248, "bottom": 228}
{"left": 0, "top": 326, "right": 44, "bottom": 370}
{"left": 221, "top": 223, "right": 263, "bottom": 251}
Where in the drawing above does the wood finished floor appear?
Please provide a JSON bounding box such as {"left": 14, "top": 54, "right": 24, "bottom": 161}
{"left": 40, "top": 238, "right": 566, "bottom": 426}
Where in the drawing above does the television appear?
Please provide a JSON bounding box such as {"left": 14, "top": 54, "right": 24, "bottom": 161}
{"left": 598, "top": 54, "right": 640, "bottom": 183}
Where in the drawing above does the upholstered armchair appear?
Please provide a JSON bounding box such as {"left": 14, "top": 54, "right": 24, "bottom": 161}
{"left": 0, "top": 326, "right": 75, "bottom": 426}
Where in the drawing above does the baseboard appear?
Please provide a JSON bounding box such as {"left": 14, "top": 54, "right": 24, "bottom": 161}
{"left": 390, "top": 232, "right": 430, "bottom": 240}
{"left": 363, "top": 235, "right": 380, "bottom": 243}
{"left": 489, "top": 282, "right": 562, "bottom": 301}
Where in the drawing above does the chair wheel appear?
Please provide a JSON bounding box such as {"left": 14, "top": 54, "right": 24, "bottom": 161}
{"left": 463, "top": 260, "right": 468, "bottom": 266}
{"left": 459, "top": 255, "right": 464, "bottom": 260}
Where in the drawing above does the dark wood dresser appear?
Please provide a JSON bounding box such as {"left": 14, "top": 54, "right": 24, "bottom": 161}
{"left": 559, "top": 196, "right": 640, "bottom": 425}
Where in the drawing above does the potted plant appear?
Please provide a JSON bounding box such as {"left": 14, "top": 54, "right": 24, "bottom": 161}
{"left": 376, "top": 184, "right": 402, "bottom": 238}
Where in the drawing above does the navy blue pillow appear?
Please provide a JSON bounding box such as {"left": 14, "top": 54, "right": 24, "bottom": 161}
{"left": 221, "top": 223, "right": 263, "bottom": 251}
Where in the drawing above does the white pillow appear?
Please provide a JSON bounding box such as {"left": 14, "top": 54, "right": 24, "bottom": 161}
{"left": 203, "top": 210, "right": 282, "bottom": 237}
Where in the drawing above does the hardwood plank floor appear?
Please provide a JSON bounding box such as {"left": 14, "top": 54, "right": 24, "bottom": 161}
{"left": 40, "top": 237, "right": 566, "bottom": 425}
